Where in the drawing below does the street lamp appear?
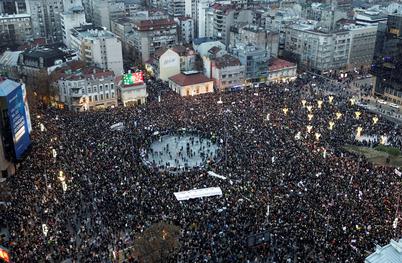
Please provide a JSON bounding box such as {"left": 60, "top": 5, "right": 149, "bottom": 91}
{"left": 328, "top": 121, "right": 335, "bottom": 130}
{"left": 336, "top": 112, "right": 342, "bottom": 120}
{"left": 350, "top": 98, "right": 356, "bottom": 106}
{"left": 317, "top": 100, "right": 323, "bottom": 109}
{"left": 380, "top": 135, "right": 387, "bottom": 145}
{"left": 356, "top": 127, "right": 363, "bottom": 138}
{"left": 372, "top": 116, "right": 379, "bottom": 125}
{"left": 315, "top": 133, "right": 321, "bottom": 141}
{"left": 306, "top": 125, "right": 313, "bottom": 133}
{"left": 301, "top": 99, "right": 307, "bottom": 108}
{"left": 328, "top": 96, "right": 334, "bottom": 104}
{"left": 282, "top": 107, "right": 289, "bottom": 115}
{"left": 307, "top": 114, "right": 314, "bottom": 121}
{"left": 354, "top": 111, "right": 361, "bottom": 120}
{"left": 306, "top": 105, "right": 313, "bottom": 112}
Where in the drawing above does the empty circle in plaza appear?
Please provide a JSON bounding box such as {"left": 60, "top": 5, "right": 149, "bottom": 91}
{"left": 142, "top": 133, "right": 220, "bottom": 172}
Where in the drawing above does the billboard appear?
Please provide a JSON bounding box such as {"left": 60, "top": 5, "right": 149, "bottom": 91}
{"left": 6, "top": 85, "right": 30, "bottom": 160}
{"left": 123, "top": 72, "right": 144, "bottom": 86}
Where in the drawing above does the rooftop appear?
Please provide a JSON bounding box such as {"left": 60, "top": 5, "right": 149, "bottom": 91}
{"left": 269, "top": 58, "right": 296, "bottom": 71}
{"left": 169, "top": 73, "right": 212, "bottom": 86}
{"left": 133, "top": 18, "right": 176, "bottom": 31}
{"left": 0, "top": 79, "right": 20, "bottom": 97}
{"left": 72, "top": 25, "right": 116, "bottom": 39}
{"left": 0, "top": 13, "right": 30, "bottom": 19}
{"left": 214, "top": 54, "right": 241, "bottom": 68}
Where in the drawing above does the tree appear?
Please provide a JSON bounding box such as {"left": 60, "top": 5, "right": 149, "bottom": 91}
{"left": 133, "top": 222, "right": 181, "bottom": 263}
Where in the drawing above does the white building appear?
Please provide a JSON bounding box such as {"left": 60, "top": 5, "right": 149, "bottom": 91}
{"left": 61, "top": 4, "right": 87, "bottom": 48}
{"left": 70, "top": 25, "right": 124, "bottom": 75}
{"left": 284, "top": 23, "right": 351, "bottom": 72}
{"left": 168, "top": 0, "right": 186, "bottom": 17}
{"left": 169, "top": 71, "right": 214, "bottom": 96}
{"left": 57, "top": 66, "right": 118, "bottom": 111}
{"left": 119, "top": 82, "right": 148, "bottom": 106}
{"left": 175, "top": 16, "right": 194, "bottom": 44}
{"left": 346, "top": 24, "right": 378, "bottom": 70}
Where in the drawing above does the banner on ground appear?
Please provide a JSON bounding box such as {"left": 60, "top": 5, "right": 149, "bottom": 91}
{"left": 174, "top": 187, "right": 222, "bottom": 201}
{"left": 395, "top": 169, "right": 401, "bottom": 177}
{"left": 207, "top": 171, "right": 226, "bottom": 180}
{"left": 110, "top": 122, "right": 124, "bottom": 131}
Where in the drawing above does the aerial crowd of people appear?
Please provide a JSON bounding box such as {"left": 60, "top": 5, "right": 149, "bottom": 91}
{"left": 2, "top": 73, "right": 402, "bottom": 262}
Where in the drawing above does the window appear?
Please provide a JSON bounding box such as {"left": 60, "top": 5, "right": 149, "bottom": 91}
{"left": 105, "top": 84, "right": 108, "bottom": 90}
{"left": 111, "top": 83, "right": 114, "bottom": 90}
{"left": 111, "top": 92, "right": 115, "bottom": 98}
{"left": 93, "top": 85, "right": 97, "bottom": 92}
{"left": 89, "top": 96, "right": 92, "bottom": 102}
{"left": 99, "top": 84, "right": 103, "bottom": 92}
{"left": 88, "top": 86, "right": 92, "bottom": 93}
{"left": 100, "top": 94, "right": 104, "bottom": 100}
{"left": 106, "top": 93, "right": 109, "bottom": 99}
{"left": 94, "top": 95, "right": 98, "bottom": 101}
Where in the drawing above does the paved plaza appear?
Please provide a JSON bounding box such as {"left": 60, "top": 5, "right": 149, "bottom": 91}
{"left": 143, "top": 134, "right": 220, "bottom": 171}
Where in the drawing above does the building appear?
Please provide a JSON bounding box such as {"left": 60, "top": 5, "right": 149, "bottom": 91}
{"left": 0, "top": 78, "right": 31, "bottom": 175}
{"left": 145, "top": 46, "right": 197, "bottom": 81}
{"left": 18, "top": 45, "right": 78, "bottom": 84}
{"left": 92, "top": 0, "right": 125, "bottom": 30}
{"left": 231, "top": 43, "right": 269, "bottom": 83}
{"left": 27, "top": 0, "right": 64, "bottom": 42}
{"left": 284, "top": 24, "right": 351, "bottom": 72}
{"left": 175, "top": 16, "right": 194, "bottom": 44}
{"left": 230, "top": 24, "right": 279, "bottom": 57}
{"left": 211, "top": 54, "right": 245, "bottom": 91}
{"left": 365, "top": 238, "right": 402, "bottom": 263}
{"left": 70, "top": 25, "right": 124, "bottom": 75}
{"left": 57, "top": 66, "right": 118, "bottom": 111}
{"left": 193, "top": 37, "right": 226, "bottom": 57}
{"left": 0, "top": 0, "right": 28, "bottom": 14}
{"left": 0, "top": 13, "right": 32, "bottom": 50}
{"left": 168, "top": 0, "right": 186, "bottom": 18}
{"left": 0, "top": 51, "right": 23, "bottom": 80}
{"left": 169, "top": 71, "right": 213, "bottom": 96}
{"left": 267, "top": 58, "right": 297, "bottom": 82}
{"left": 346, "top": 24, "right": 377, "bottom": 70}
{"left": 129, "top": 18, "right": 178, "bottom": 63}
{"left": 371, "top": 53, "right": 402, "bottom": 105}
{"left": 209, "top": 2, "right": 236, "bottom": 47}
{"left": 354, "top": 10, "right": 388, "bottom": 26}
{"left": 184, "top": 0, "right": 214, "bottom": 38}
{"left": 375, "top": 14, "right": 402, "bottom": 58}
{"left": 119, "top": 72, "right": 148, "bottom": 106}
{"left": 61, "top": 4, "right": 87, "bottom": 48}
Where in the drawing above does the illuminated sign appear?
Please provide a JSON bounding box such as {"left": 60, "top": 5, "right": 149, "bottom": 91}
{"left": 123, "top": 72, "right": 144, "bottom": 85}
{"left": 0, "top": 247, "right": 10, "bottom": 263}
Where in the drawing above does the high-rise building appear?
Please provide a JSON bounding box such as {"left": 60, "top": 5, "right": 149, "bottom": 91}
{"left": 26, "top": 0, "right": 64, "bottom": 42}
{"left": 70, "top": 25, "right": 124, "bottom": 75}
{"left": 61, "top": 0, "right": 87, "bottom": 47}
{"left": 168, "top": 0, "right": 186, "bottom": 18}
{"left": 0, "top": 0, "right": 28, "bottom": 14}
{"left": 92, "top": 0, "right": 125, "bottom": 30}
{"left": 128, "top": 18, "right": 178, "bottom": 63}
{"left": 0, "top": 14, "right": 33, "bottom": 50}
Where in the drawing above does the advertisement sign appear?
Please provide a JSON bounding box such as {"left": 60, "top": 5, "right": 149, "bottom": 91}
{"left": 6, "top": 86, "right": 30, "bottom": 159}
{"left": 123, "top": 72, "right": 144, "bottom": 86}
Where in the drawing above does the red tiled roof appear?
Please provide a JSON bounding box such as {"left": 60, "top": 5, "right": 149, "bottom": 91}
{"left": 269, "top": 58, "right": 296, "bottom": 71}
{"left": 134, "top": 18, "right": 176, "bottom": 31}
{"left": 169, "top": 73, "right": 213, "bottom": 86}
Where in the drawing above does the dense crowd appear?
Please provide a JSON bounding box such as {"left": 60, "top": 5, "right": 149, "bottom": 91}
{"left": 3, "top": 74, "right": 402, "bottom": 262}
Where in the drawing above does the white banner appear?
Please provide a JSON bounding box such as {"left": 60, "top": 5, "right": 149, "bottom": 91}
{"left": 110, "top": 122, "right": 124, "bottom": 131}
{"left": 174, "top": 187, "right": 222, "bottom": 201}
{"left": 207, "top": 171, "right": 226, "bottom": 180}
{"left": 395, "top": 169, "right": 401, "bottom": 177}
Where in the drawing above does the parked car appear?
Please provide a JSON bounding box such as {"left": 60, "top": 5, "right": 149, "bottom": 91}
{"left": 378, "top": 99, "right": 387, "bottom": 105}
{"left": 389, "top": 103, "right": 400, "bottom": 109}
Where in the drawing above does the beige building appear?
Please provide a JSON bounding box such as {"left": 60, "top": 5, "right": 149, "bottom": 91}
{"left": 119, "top": 82, "right": 148, "bottom": 106}
{"left": 169, "top": 72, "right": 214, "bottom": 96}
{"left": 268, "top": 58, "right": 297, "bottom": 82}
{"left": 211, "top": 54, "right": 245, "bottom": 91}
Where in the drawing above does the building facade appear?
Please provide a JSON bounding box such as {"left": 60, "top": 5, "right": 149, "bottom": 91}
{"left": 27, "top": 0, "right": 64, "bottom": 42}
{"left": 70, "top": 25, "right": 124, "bottom": 75}
{"left": 268, "top": 58, "right": 297, "bottom": 82}
{"left": 169, "top": 72, "right": 213, "bottom": 96}
{"left": 0, "top": 14, "right": 32, "bottom": 49}
{"left": 57, "top": 67, "right": 118, "bottom": 111}
{"left": 347, "top": 24, "right": 377, "bottom": 70}
{"left": 231, "top": 43, "right": 269, "bottom": 83}
{"left": 284, "top": 24, "right": 351, "bottom": 72}
{"left": 61, "top": 4, "right": 87, "bottom": 48}
{"left": 129, "top": 18, "right": 178, "bottom": 63}
{"left": 92, "top": 0, "right": 125, "bottom": 30}
{"left": 211, "top": 54, "right": 245, "bottom": 91}
{"left": 175, "top": 16, "right": 194, "bottom": 44}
